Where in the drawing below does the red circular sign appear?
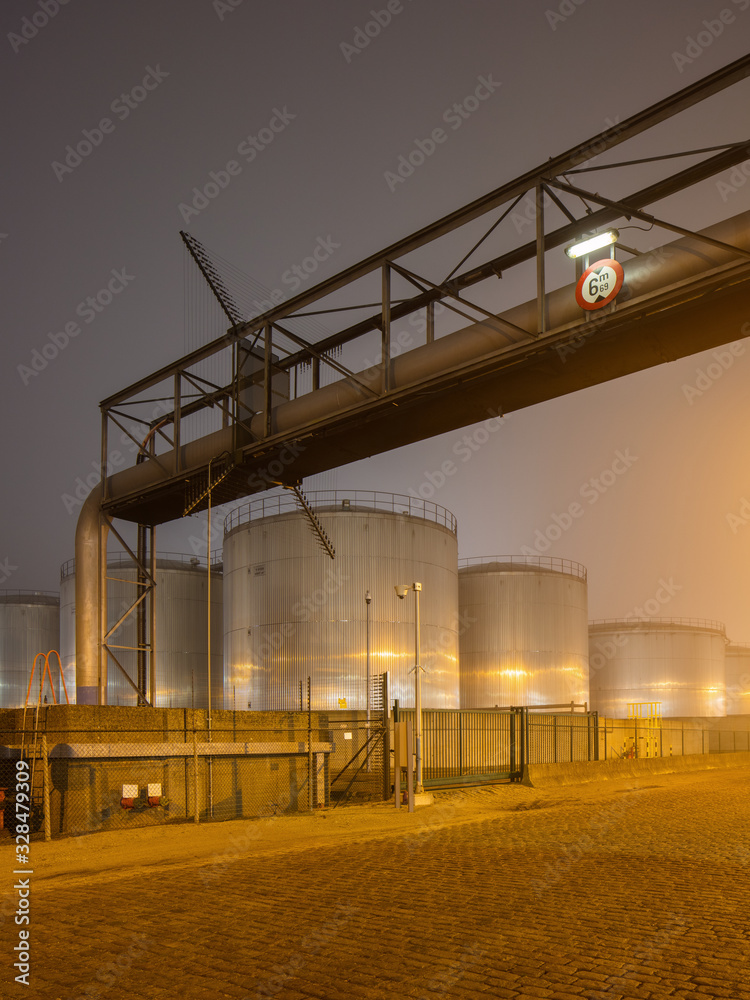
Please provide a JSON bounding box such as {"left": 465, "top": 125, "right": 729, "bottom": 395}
{"left": 575, "top": 258, "right": 624, "bottom": 310}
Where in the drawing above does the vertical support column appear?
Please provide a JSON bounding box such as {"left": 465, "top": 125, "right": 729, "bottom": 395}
{"left": 100, "top": 410, "right": 109, "bottom": 502}
{"left": 425, "top": 300, "right": 434, "bottom": 344}
{"left": 174, "top": 373, "right": 181, "bottom": 472}
{"left": 264, "top": 323, "right": 273, "bottom": 438}
{"left": 312, "top": 356, "right": 320, "bottom": 391}
{"left": 98, "top": 515, "right": 109, "bottom": 706}
{"left": 137, "top": 525, "right": 147, "bottom": 705}
{"left": 149, "top": 525, "right": 156, "bottom": 708}
{"left": 536, "top": 182, "right": 546, "bottom": 337}
{"left": 229, "top": 342, "right": 236, "bottom": 435}
{"left": 381, "top": 262, "right": 391, "bottom": 392}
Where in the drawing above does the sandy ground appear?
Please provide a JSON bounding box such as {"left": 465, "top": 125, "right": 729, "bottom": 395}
{"left": 7, "top": 768, "right": 725, "bottom": 888}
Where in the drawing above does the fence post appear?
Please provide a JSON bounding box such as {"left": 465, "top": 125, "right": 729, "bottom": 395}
{"left": 382, "top": 674, "right": 390, "bottom": 802}
{"left": 193, "top": 727, "right": 200, "bottom": 824}
{"left": 41, "top": 735, "right": 51, "bottom": 842}
{"left": 307, "top": 677, "right": 313, "bottom": 812}
{"left": 459, "top": 712, "right": 463, "bottom": 777}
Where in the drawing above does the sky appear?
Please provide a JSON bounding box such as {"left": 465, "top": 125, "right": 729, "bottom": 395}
{"left": 3, "top": 0, "right": 750, "bottom": 639}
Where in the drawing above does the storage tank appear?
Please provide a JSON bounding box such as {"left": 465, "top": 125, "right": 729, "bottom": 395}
{"left": 60, "top": 554, "right": 223, "bottom": 708}
{"left": 589, "top": 617, "right": 726, "bottom": 717}
{"left": 458, "top": 556, "right": 589, "bottom": 708}
{"left": 725, "top": 643, "right": 750, "bottom": 715}
{"left": 223, "top": 490, "right": 459, "bottom": 711}
{"left": 0, "top": 591, "right": 61, "bottom": 708}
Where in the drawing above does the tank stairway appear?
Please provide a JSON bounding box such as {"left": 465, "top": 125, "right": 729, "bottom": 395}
{"left": 284, "top": 485, "right": 335, "bottom": 559}
{"left": 183, "top": 454, "right": 235, "bottom": 515}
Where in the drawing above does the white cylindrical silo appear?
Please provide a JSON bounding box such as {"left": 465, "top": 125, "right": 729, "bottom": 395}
{"left": 0, "top": 592, "right": 61, "bottom": 708}
{"left": 223, "top": 490, "right": 459, "bottom": 711}
{"left": 60, "top": 554, "right": 223, "bottom": 708}
{"left": 589, "top": 618, "right": 726, "bottom": 717}
{"left": 725, "top": 643, "right": 750, "bottom": 715}
{"left": 458, "top": 556, "right": 589, "bottom": 708}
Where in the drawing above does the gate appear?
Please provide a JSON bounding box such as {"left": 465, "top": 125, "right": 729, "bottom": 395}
{"left": 395, "top": 706, "right": 599, "bottom": 787}
{"left": 328, "top": 674, "right": 390, "bottom": 805}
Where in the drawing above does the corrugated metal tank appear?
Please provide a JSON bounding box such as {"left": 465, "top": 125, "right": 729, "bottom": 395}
{"left": 458, "top": 556, "right": 589, "bottom": 708}
{"left": 60, "top": 554, "right": 223, "bottom": 708}
{"left": 589, "top": 618, "right": 727, "bottom": 717}
{"left": 0, "top": 591, "right": 61, "bottom": 708}
{"left": 725, "top": 643, "right": 750, "bottom": 715}
{"left": 223, "top": 490, "right": 459, "bottom": 711}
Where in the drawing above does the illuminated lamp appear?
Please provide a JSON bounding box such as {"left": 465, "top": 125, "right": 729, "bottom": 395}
{"left": 564, "top": 229, "right": 619, "bottom": 259}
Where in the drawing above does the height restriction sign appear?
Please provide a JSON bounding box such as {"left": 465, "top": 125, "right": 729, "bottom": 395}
{"left": 575, "top": 258, "right": 624, "bottom": 310}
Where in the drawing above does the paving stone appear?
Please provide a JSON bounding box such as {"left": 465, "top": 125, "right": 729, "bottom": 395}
{"left": 7, "top": 764, "right": 750, "bottom": 999}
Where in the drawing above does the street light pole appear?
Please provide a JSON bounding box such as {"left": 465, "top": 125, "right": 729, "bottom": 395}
{"left": 365, "top": 589, "right": 372, "bottom": 773}
{"left": 365, "top": 590, "right": 372, "bottom": 724}
{"left": 395, "top": 581, "right": 423, "bottom": 794}
{"left": 413, "top": 582, "right": 423, "bottom": 793}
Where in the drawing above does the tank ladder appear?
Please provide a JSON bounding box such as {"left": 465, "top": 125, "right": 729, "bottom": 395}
{"left": 284, "top": 484, "right": 335, "bottom": 559}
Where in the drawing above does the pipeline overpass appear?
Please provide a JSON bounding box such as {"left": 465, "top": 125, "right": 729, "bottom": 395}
{"left": 76, "top": 55, "right": 750, "bottom": 704}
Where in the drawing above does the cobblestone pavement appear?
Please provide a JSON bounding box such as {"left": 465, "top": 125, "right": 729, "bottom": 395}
{"left": 3, "top": 765, "right": 750, "bottom": 999}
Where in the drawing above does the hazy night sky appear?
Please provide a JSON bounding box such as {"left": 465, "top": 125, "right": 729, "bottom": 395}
{"left": 3, "top": 0, "right": 750, "bottom": 637}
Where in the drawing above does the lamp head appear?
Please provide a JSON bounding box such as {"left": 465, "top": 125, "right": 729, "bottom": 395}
{"left": 394, "top": 584, "right": 409, "bottom": 599}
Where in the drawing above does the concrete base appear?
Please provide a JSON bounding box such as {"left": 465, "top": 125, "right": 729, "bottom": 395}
{"left": 413, "top": 791, "right": 434, "bottom": 806}
{"left": 523, "top": 750, "right": 750, "bottom": 788}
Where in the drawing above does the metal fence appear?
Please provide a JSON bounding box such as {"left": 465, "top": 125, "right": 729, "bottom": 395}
{"left": 394, "top": 708, "right": 598, "bottom": 785}
{"left": 391, "top": 709, "right": 750, "bottom": 786}
{"left": 4, "top": 706, "right": 749, "bottom": 841}
{"left": 600, "top": 720, "right": 750, "bottom": 759}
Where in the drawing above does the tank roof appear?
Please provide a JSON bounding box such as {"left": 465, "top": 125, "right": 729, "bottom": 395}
{"left": 589, "top": 616, "right": 726, "bottom": 635}
{"left": 0, "top": 590, "right": 59, "bottom": 607}
{"left": 225, "top": 490, "right": 457, "bottom": 536}
{"left": 458, "top": 555, "right": 587, "bottom": 582}
{"left": 61, "top": 552, "right": 222, "bottom": 580}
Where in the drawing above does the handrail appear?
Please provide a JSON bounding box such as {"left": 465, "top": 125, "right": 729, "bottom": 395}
{"left": 459, "top": 554, "right": 587, "bottom": 582}
{"left": 0, "top": 590, "right": 59, "bottom": 602}
{"left": 224, "top": 490, "right": 458, "bottom": 535}
{"left": 60, "top": 550, "right": 223, "bottom": 580}
{"left": 590, "top": 616, "right": 726, "bottom": 633}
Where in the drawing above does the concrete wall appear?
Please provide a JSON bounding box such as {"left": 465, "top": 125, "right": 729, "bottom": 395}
{"left": 0, "top": 705, "right": 332, "bottom": 836}
{"left": 524, "top": 751, "right": 750, "bottom": 787}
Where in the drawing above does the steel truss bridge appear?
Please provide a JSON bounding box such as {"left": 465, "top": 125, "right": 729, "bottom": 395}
{"left": 75, "top": 55, "right": 750, "bottom": 705}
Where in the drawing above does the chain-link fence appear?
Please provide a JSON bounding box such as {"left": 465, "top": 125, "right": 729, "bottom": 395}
{"left": 0, "top": 713, "right": 339, "bottom": 840}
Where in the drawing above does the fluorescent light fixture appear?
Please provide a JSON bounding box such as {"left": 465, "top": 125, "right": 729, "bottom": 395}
{"left": 565, "top": 229, "right": 619, "bottom": 259}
